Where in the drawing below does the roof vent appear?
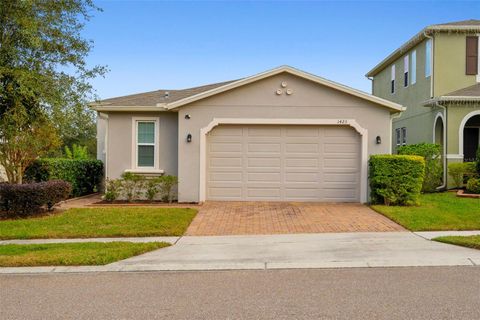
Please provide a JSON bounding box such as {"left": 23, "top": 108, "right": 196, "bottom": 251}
{"left": 164, "top": 91, "right": 170, "bottom": 99}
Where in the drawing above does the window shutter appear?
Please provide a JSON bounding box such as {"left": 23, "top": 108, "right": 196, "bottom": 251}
{"left": 466, "top": 36, "right": 478, "bottom": 75}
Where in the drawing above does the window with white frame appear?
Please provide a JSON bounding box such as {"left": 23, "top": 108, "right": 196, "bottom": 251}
{"left": 135, "top": 120, "right": 157, "bottom": 168}
{"left": 411, "top": 50, "right": 417, "bottom": 84}
{"left": 391, "top": 65, "right": 396, "bottom": 94}
{"left": 401, "top": 127, "right": 407, "bottom": 145}
{"left": 425, "top": 39, "right": 432, "bottom": 77}
{"left": 396, "top": 128, "right": 401, "bottom": 146}
{"left": 403, "top": 55, "right": 409, "bottom": 87}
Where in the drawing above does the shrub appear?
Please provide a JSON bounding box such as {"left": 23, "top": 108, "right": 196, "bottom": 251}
{"left": 448, "top": 162, "right": 478, "bottom": 188}
{"left": 369, "top": 155, "right": 425, "bottom": 206}
{"left": 159, "top": 175, "right": 178, "bottom": 203}
{"left": 476, "top": 148, "right": 480, "bottom": 175}
{"left": 0, "top": 180, "right": 71, "bottom": 216}
{"left": 397, "top": 143, "right": 442, "bottom": 193}
{"left": 120, "top": 172, "right": 145, "bottom": 202}
{"left": 64, "top": 144, "right": 89, "bottom": 160}
{"left": 466, "top": 178, "right": 480, "bottom": 194}
{"left": 104, "top": 178, "right": 123, "bottom": 202}
{"left": 144, "top": 177, "right": 162, "bottom": 201}
{"left": 24, "top": 159, "right": 103, "bottom": 197}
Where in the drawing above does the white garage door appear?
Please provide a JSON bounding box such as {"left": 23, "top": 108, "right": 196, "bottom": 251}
{"left": 206, "top": 125, "right": 361, "bottom": 202}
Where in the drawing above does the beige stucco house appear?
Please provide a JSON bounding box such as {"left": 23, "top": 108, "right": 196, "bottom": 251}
{"left": 92, "top": 66, "right": 404, "bottom": 203}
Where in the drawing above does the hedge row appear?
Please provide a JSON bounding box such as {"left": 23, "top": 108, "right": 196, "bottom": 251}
{"left": 369, "top": 155, "right": 425, "bottom": 206}
{"left": 0, "top": 180, "right": 71, "bottom": 216}
{"left": 24, "top": 159, "right": 103, "bottom": 197}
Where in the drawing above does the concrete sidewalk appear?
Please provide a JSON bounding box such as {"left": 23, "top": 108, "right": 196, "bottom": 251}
{"left": 3, "top": 232, "right": 480, "bottom": 274}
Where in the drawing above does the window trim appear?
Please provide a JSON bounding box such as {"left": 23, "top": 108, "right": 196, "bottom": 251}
{"left": 411, "top": 50, "right": 417, "bottom": 85}
{"left": 391, "top": 65, "right": 396, "bottom": 94}
{"left": 395, "top": 128, "right": 401, "bottom": 146}
{"left": 401, "top": 127, "right": 407, "bottom": 146}
{"left": 404, "top": 55, "right": 409, "bottom": 87}
{"left": 131, "top": 117, "right": 160, "bottom": 170}
{"left": 425, "top": 39, "right": 432, "bottom": 78}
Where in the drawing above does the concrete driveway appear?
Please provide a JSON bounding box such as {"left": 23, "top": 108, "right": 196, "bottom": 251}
{"left": 187, "top": 201, "right": 404, "bottom": 235}
{"left": 110, "top": 232, "right": 480, "bottom": 271}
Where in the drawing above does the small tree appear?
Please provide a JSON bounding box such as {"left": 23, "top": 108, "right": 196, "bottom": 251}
{"left": 0, "top": 107, "right": 60, "bottom": 184}
{"left": 65, "top": 144, "right": 89, "bottom": 160}
{"left": 121, "top": 172, "right": 145, "bottom": 202}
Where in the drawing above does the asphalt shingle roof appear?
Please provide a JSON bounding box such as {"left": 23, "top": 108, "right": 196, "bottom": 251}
{"left": 445, "top": 83, "right": 480, "bottom": 97}
{"left": 96, "top": 80, "right": 238, "bottom": 106}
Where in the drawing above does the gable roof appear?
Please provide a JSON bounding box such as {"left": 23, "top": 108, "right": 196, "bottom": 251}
{"left": 91, "top": 66, "right": 404, "bottom": 113}
{"left": 366, "top": 19, "right": 480, "bottom": 77}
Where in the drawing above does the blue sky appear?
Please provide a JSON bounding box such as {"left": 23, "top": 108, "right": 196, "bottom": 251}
{"left": 85, "top": 0, "right": 478, "bottom": 99}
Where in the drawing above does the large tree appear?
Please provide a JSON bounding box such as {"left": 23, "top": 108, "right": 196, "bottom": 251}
{"left": 0, "top": 0, "right": 106, "bottom": 181}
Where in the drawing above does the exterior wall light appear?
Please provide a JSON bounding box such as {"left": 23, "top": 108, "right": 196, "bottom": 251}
{"left": 185, "top": 114, "right": 191, "bottom": 119}
{"left": 186, "top": 133, "right": 192, "bottom": 143}
{"left": 376, "top": 136, "right": 382, "bottom": 144}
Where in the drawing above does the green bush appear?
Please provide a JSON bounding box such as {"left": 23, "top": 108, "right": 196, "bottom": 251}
{"left": 397, "top": 143, "right": 442, "bottom": 193}
{"left": 476, "top": 148, "right": 480, "bottom": 175}
{"left": 466, "top": 178, "right": 480, "bottom": 194}
{"left": 104, "top": 174, "right": 179, "bottom": 202}
{"left": 448, "top": 162, "right": 478, "bottom": 188}
{"left": 369, "top": 155, "right": 425, "bottom": 206}
{"left": 0, "top": 180, "right": 71, "bottom": 216}
{"left": 24, "top": 159, "right": 103, "bottom": 197}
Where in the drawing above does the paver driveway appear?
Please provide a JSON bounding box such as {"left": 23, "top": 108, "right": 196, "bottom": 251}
{"left": 186, "top": 202, "right": 404, "bottom": 235}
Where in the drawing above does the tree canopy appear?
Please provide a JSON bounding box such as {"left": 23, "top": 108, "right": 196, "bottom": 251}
{"left": 0, "top": 0, "right": 106, "bottom": 182}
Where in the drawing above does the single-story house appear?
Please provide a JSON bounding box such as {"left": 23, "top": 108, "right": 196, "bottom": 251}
{"left": 91, "top": 66, "right": 404, "bottom": 203}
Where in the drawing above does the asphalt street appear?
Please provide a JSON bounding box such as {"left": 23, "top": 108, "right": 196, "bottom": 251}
{"left": 2, "top": 267, "right": 480, "bottom": 319}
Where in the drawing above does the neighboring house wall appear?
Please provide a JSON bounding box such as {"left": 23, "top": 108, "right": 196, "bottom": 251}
{"left": 96, "top": 113, "right": 107, "bottom": 164}
{"left": 177, "top": 72, "right": 392, "bottom": 202}
{"left": 434, "top": 33, "right": 478, "bottom": 96}
{"left": 105, "top": 112, "right": 178, "bottom": 179}
{"left": 372, "top": 39, "right": 434, "bottom": 151}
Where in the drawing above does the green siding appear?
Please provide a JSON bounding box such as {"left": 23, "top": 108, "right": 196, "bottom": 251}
{"left": 372, "top": 39, "right": 435, "bottom": 152}
{"left": 434, "top": 33, "right": 478, "bottom": 96}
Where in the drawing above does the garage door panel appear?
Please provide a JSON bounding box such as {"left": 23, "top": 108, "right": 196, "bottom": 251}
{"left": 247, "top": 188, "right": 281, "bottom": 199}
{"left": 209, "top": 142, "right": 243, "bottom": 152}
{"left": 210, "top": 127, "right": 243, "bottom": 137}
{"left": 207, "top": 124, "right": 360, "bottom": 202}
{"left": 285, "top": 143, "right": 319, "bottom": 153}
{"left": 285, "top": 127, "right": 320, "bottom": 137}
{"left": 209, "top": 172, "right": 243, "bottom": 182}
{"left": 248, "top": 143, "right": 281, "bottom": 153}
{"left": 209, "top": 157, "right": 242, "bottom": 167}
{"left": 324, "top": 143, "right": 359, "bottom": 153}
{"left": 285, "top": 158, "right": 319, "bottom": 168}
{"left": 248, "top": 127, "right": 282, "bottom": 137}
{"left": 247, "top": 157, "right": 281, "bottom": 168}
{"left": 247, "top": 172, "right": 281, "bottom": 182}
{"left": 285, "top": 172, "right": 319, "bottom": 182}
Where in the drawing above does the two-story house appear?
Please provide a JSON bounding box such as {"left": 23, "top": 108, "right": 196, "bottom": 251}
{"left": 366, "top": 19, "right": 480, "bottom": 188}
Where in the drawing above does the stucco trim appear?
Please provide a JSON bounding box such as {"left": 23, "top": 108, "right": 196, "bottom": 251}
{"left": 199, "top": 118, "right": 369, "bottom": 204}
{"left": 458, "top": 110, "right": 480, "bottom": 157}
{"left": 167, "top": 66, "right": 404, "bottom": 112}
{"left": 447, "top": 154, "right": 464, "bottom": 159}
{"left": 432, "top": 112, "right": 445, "bottom": 144}
{"left": 131, "top": 117, "right": 161, "bottom": 171}
{"left": 93, "top": 106, "right": 168, "bottom": 112}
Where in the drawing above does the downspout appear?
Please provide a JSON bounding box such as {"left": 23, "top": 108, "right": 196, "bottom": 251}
{"left": 435, "top": 102, "right": 447, "bottom": 190}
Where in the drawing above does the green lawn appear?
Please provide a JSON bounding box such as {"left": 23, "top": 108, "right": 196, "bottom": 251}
{"left": 0, "top": 207, "right": 197, "bottom": 239}
{"left": 0, "top": 242, "right": 169, "bottom": 267}
{"left": 371, "top": 192, "right": 480, "bottom": 231}
{"left": 434, "top": 235, "right": 480, "bottom": 250}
